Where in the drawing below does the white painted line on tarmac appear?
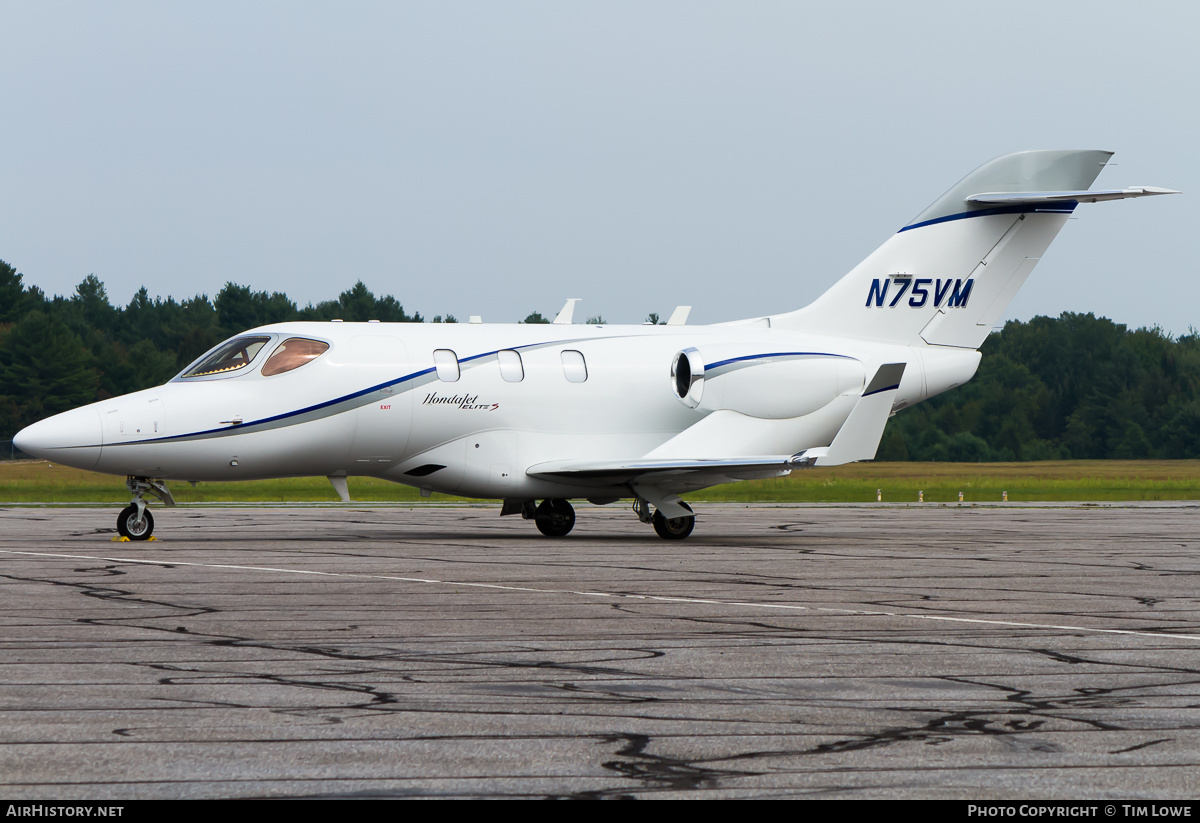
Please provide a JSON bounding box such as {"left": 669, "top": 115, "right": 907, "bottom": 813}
{"left": 6, "top": 548, "right": 1200, "bottom": 643}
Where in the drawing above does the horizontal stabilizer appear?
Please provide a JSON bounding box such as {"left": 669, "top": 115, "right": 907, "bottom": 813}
{"left": 967, "top": 187, "right": 1179, "bottom": 205}
{"left": 806, "top": 363, "right": 904, "bottom": 466}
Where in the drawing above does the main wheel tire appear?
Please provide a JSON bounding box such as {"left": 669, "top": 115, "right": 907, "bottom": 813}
{"left": 534, "top": 499, "right": 575, "bottom": 537}
{"left": 653, "top": 503, "right": 695, "bottom": 540}
{"left": 117, "top": 505, "right": 154, "bottom": 541}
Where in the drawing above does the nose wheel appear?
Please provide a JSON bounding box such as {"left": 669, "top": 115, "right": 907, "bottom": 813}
{"left": 117, "top": 504, "right": 155, "bottom": 540}
{"left": 534, "top": 499, "right": 576, "bottom": 537}
{"left": 116, "top": 476, "right": 175, "bottom": 541}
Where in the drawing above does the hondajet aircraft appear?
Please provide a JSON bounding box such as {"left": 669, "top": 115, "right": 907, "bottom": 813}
{"left": 14, "top": 150, "right": 1176, "bottom": 540}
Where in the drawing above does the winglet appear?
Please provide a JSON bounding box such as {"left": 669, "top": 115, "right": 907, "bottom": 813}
{"left": 812, "top": 363, "right": 905, "bottom": 466}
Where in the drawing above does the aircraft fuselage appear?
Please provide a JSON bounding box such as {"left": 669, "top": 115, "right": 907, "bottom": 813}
{"left": 20, "top": 320, "right": 964, "bottom": 501}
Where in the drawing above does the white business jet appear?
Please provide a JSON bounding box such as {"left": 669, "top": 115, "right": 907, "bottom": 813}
{"left": 14, "top": 150, "right": 1176, "bottom": 540}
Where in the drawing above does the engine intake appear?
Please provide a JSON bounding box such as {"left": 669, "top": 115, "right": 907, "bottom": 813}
{"left": 671, "top": 348, "right": 705, "bottom": 408}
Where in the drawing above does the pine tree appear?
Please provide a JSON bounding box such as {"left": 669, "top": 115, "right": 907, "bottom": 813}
{"left": 0, "top": 311, "right": 98, "bottom": 431}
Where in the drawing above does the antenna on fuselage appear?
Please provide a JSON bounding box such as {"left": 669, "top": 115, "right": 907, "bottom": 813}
{"left": 667, "top": 306, "right": 692, "bottom": 326}
{"left": 553, "top": 298, "right": 581, "bottom": 325}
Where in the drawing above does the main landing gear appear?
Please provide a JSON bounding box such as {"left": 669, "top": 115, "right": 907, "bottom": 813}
{"left": 633, "top": 497, "right": 696, "bottom": 540}
{"left": 511, "top": 497, "right": 696, "bottom": 539}
{"left": 117, "top": 476, "right": 175, "bottom": 541}
{"left": 533, "top": 499, "right": 576, "bottom": 537}
{"left": 652, "top": 502, "right": 695, "bottom": 540}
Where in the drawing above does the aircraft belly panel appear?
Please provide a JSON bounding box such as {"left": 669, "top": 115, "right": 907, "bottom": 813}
{"left": 458, "top": 430, "right": 517, "bottom": 498}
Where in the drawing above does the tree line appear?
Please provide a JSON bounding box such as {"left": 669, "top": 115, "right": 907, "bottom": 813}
{"left": 877, "top": 313, "right": 1200, "bottom": 460}
{"left": 2, "top": 260, "right": 1198, "bottom": 459}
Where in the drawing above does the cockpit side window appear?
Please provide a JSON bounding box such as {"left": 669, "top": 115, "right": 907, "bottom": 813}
{"left": 181, "top": 336, "right": 272, "bottom": 378}
{"left": 261, "top": 338, "right": 330, "bottom": 376}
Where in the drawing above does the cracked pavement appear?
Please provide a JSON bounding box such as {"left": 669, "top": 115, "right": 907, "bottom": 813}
{"left": 1, "top": 503, "right": 1198, "bottom": 798}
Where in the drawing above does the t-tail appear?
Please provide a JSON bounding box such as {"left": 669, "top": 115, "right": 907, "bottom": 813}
{"left": 772, "top": 150, "right": 1177, "bottom": 348}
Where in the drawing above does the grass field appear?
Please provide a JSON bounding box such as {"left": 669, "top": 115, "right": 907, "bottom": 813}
{"left": 2, "top": 459, "right": 1197, "bottom": 504}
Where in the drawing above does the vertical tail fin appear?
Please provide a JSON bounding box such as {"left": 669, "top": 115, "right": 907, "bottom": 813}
{"left": 773, "top": 150, "right": 1116, "bottom": 348}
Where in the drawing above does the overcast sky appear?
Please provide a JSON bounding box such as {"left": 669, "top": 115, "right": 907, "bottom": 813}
{"left": 1, "top": 1, "right": 1194, "bottom": 333}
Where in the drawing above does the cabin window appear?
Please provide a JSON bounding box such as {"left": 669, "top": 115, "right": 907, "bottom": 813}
{"left": 498, "top": 349, "right": 524, "bottom": 383}
{"left": 433, "top": 349, "right": 460, "bottom": 382}
{"left": 181, "top": 336, "right": 272, "bottom": 378}
{"left": 561, "top": 350, "right": 587, "bottom": 383}
{"left": 261, "top": 338, "right": 330, "bottom": 376}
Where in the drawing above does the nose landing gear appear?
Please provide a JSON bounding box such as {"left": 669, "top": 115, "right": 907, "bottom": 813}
{"left": 117, "top": 477, "right": 175, "bottom": 541}
{"left": 117, "top": 505, "right": 154, "bottom": 540}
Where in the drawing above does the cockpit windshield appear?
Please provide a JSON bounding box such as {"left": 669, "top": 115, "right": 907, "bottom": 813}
{"left": 261, "top": 338, "right": 330, "bottom": 376}
{"left": 181, "top": 336, "right": 272, "bottom": 378}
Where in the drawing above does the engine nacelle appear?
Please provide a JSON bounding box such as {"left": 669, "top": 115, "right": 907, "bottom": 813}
{"left": 671, "top": 348, "right": 864, "bottom": 419}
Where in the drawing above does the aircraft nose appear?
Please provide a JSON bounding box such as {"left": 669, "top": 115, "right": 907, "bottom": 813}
{"left": 13, "top": 407, "right": 104, "bottom": 470}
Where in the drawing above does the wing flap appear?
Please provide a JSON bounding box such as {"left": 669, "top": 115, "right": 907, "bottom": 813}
{"left": 526, "top": 454, "right": 803, "bottom": 485}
